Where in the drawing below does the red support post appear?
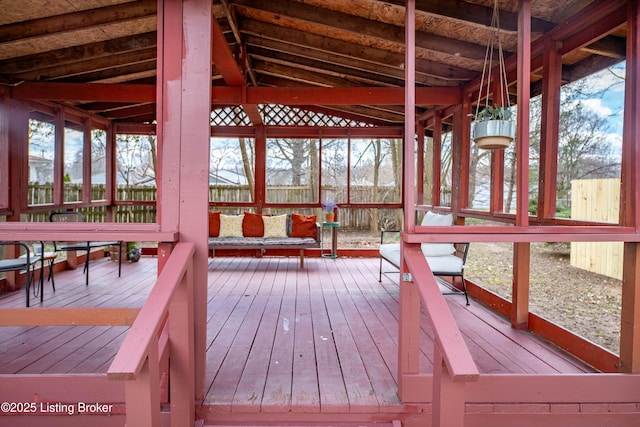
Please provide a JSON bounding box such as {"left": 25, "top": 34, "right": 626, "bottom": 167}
{"left": 53, "top": 108, "right": 64, "bottom": 206}
{"left": 490, "top": 150, "right": 504, "bottom": 213}
{"left": 254, "top": 125, "right": 266, "bottom": 212}
{"left": 432, "top": 113, "right": 442, "bottom": 206}
{"left": 156, "top": 0, "right": 212, "bottom": 403}
{"left": 105, "top": 123, "right": 116, "bottom": 222}
{"left": 511, "top": 0, "right": 532, "bottom": 328}
{"left": 404, "top": 0, "right": 416, "bottom": 232}
{"left": 417, "top": 121, "right": 425, "bottom": 205}
{"left": 539, "top": 38, "right": 562, "bottom": 220}
{"left": 82, "top": 119, "right": 92, "bottom": 205}
{"left": 620, "top": 0, "right": 640, "bottom": 373}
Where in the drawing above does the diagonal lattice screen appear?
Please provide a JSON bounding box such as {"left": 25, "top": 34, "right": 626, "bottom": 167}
{"left": 210, "top": 104, "right": 374, "bottom": 127}
{"left": 210, "top": 106, "right": 252, "bottom": 126}
{"left": 261, "top": 104, "right": 373, "bottom": 127}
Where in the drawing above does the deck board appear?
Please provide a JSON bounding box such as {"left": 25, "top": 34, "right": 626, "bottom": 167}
{"left": 0, "top": 255, "right": 597, "bottom": 418}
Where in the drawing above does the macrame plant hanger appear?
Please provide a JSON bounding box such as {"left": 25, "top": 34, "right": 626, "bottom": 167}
{"left": 475, "top": 0, "right": 511, "bottom": 119}
{"left": 471, "top": 0, "right": 515, "bottom": 150}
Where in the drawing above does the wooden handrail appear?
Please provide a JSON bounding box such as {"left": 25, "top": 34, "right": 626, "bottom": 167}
{"left": 404, "top": 226, "right": 640, "bottom": 243}
{"left": 108, "top": 242, "right": 194, "bottom": 379}
{"left": 0, "top": 222, "right": 177, "bottom": 243}
{"left": 107, "top": 242, "right": 195, "bottom": 427}
{"left": 403, "top": 245, "right": 479, "bottom": 382}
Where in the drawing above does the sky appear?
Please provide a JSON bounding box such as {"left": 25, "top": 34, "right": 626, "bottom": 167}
{"left": 578, "top": 62, "right": 626, "bottom": 153}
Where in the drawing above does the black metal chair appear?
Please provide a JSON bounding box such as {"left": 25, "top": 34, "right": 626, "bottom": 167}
{"left": 34, "top": 241, "right": 58, "bottom": 291}
{"left": 49, "top": 212, "right": 122, "bottom": 287}
{"left": 0, "top": 242, "right": 43, "bottom": 307}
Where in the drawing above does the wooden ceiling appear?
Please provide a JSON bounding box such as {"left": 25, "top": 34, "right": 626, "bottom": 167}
{"left": 0, "top": 0, "right": 627, "bottom": 125}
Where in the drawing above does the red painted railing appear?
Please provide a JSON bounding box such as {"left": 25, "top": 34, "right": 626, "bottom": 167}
{"left": 108, "top": 242, "right": 195, "bottom": 427}
{"left": 398, "top": 242, "right": 479, "bottom": 427}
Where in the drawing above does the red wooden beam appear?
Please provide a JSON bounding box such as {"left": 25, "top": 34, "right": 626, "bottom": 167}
{"left": 243, "top": 86, "right": 461, "bottom": 106}
{"left": 211, "top": 18, "right": 244, "bottom": 87}
{"left": 211, "top": 13, "right": 262, "bottom": 125}
{"left": 12, "top": 82, "right": 156, "bottom": 102}
{"left": 12, "top": 81, "right": 461, "bottom": 107}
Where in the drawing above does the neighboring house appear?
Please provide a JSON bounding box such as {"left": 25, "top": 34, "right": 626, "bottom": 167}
{"left": 209, "top": 168, "right": 248, "bottom": 186}
{"left": 28, "top": 155, "right": 53, "bottom": 183}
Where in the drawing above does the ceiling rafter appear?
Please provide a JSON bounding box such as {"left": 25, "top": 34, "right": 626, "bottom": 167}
{"left": 14, "top": 48, "right": 157, "bottom": 82}
{"left": 248, "top": 47, "right": 403, "bottom": 88}
{"left": 211, "top": 13, "right": 262, "bottom": 125}
{"left": 240, "top": 19, "right": 474, "bottom": 83}
{"left": 0, "top": 0, "right": 157, "bottom": 44}
{"left": 0, "top": 32, "right": 157, "bottom": 75}
{"left": 231, "top": 0, "right": 495, "bottom": 62}
{"left": 390, "top": 0, "right": 554, "bottom": 33}
{"left": 245, "top": 35, "right": 457, "bottom": 88}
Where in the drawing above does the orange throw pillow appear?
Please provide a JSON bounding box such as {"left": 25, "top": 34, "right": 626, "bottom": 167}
{"left": 290, "top": 213, "right": 317, "bottom": 238}
{"left": 242, "top": 211, "right": 264, "bottom": 237}
{"left": 208, "top": 211, "right": 220, "bottom": 237}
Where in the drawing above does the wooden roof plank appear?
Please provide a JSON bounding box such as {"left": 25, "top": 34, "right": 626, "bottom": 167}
{"left": 0, "top": 0, "right": 157, "bottom": 44}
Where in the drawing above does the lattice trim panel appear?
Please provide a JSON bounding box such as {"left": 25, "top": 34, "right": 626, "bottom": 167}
{"left": 261, "top": 104, "right": 373, "bottom": 127}
{"left": 211, "top": 106, "right": 252, "bottom": 126}
{"left": 211, "top": 104, "right": 375, "bottom": 127}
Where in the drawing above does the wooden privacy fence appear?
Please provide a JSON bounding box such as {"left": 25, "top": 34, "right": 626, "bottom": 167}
{"left": 27, "top": 184, "right": 403, "bottom": 230}
{"left": 570, "top": 178, "right": 622, "bottom": 280}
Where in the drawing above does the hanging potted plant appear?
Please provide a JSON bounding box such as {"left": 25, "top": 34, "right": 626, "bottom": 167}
{"left": 472, "top": 104, "right": 515, "bottom": 150}
{"left": 471, "top": 0, "right": 516, "bottom": 150}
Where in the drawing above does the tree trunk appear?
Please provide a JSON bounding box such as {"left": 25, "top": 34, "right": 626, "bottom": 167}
{"left": 239, "top": 138, "right": 254, "bottom": 200}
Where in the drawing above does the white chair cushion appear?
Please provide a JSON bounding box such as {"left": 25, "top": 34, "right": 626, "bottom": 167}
{"left": 380, "top": 242, "right": 462, "bottom": 275}
{"left": 421, "top": 211, "right": 453, "bottom": 226}
{"left": 420, "top": 211, "right": 455, "bottom": 255}
{"left": 379, "top": 243, "right": 401, "bottom": 267}
{"left": 425, "top": 254, "right": 463, "bottom": 275}
{"left": 421, "top": 242, "right": 455, "bottom": 256}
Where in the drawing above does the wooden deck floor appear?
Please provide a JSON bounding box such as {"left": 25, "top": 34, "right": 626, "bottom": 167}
{"left": 201, "top": 256, "right": 596, "bottom": 421}
{"left": 0, "top": 255, "right": 596, "bottom": 418}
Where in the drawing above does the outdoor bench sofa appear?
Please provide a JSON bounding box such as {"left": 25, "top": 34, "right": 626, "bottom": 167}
{"left": 208, "top": 212, "right": 320, "bottom": 267}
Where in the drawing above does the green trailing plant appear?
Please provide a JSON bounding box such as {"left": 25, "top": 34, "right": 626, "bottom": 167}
{"left": 476, "top": 105, "right": 513, "bottom": 121}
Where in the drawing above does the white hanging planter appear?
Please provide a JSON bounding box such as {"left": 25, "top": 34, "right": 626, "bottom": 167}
{"left": 472, "top": 1, "right": 515, "bottom": 151}
{"left": 472, "top": 119, "right": 515, "bottom": 150}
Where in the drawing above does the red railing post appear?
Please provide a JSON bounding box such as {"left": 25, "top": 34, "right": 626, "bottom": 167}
{"left": 169, "top": 256, "right": 195, "bottom": 426}
{"left": 398, "top": 242, "right": 422, "bottom": 400}
{"left": 124, "top": 338, "right": 161, "bottom": 426}
{"left": 432, "top": 344, "right": 466, "bottom": 427}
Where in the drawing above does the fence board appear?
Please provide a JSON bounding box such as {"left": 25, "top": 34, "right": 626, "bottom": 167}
{"left": 25, "top": 184, "right": 402, "bottom": 231}
{"left": 570, "top": 178, "right": 623, "bottom": 279}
